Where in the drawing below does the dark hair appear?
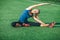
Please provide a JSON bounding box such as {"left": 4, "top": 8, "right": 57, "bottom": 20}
{"left": 11, "top": 22, "right": 22, "bottom": 27}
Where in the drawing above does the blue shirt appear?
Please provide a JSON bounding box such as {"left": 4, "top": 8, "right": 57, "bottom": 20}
{"left": 19, "top": 10, "right": 33, "bottom": 23}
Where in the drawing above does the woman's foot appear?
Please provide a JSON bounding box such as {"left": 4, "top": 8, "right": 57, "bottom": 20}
{"left": 23, "top": 24, "right": 30, "bottom": 27}
{"left": 49, "top": 22, "right": 56, "bottom": 28}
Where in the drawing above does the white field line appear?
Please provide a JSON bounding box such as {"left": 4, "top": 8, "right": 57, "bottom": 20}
{"left": 26, "top": 0, "right": 60, "bottom": 6}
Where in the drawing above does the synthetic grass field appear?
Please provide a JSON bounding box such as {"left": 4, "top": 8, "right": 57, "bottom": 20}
{"left": 0, "top": 0, "right": 60, "bottom": 40}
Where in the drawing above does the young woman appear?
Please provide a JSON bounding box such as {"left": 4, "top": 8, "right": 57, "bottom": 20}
{"left": 11, "top": 3, "right": 55, "bottom": 28}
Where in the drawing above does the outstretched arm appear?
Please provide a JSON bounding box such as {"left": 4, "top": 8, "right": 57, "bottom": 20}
{"left": 33, "top": 16, "right": 45, "bottom": 24}
{"left": 26, "top": 3, "right": 49, "bottom": 10}
{"left": 33, "top": 13, "right": 45, "bottom": 24}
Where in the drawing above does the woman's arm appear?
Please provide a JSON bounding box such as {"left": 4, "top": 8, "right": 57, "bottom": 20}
{"left": 26, "top": 3, "right": 49, "bottom": 10}
{"left": 33, "top": 16, "right": 45, "bottom": 24}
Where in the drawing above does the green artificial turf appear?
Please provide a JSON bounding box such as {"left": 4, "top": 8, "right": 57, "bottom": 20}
{"left": 0, "top": 0, "right": 60, "bottom": 40}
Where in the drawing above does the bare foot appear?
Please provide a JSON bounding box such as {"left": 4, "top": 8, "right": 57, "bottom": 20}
{"left": 23, "top": 24, "right": 30, "bottom": 27}
{"left": 49, "top": 22, "right": 56, "bottom": 28}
